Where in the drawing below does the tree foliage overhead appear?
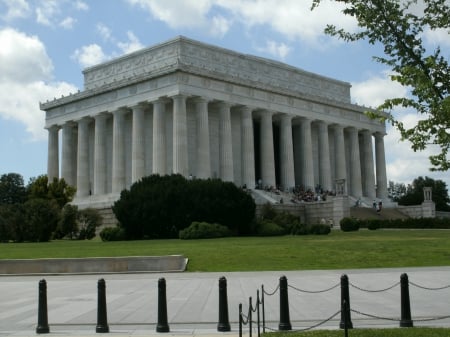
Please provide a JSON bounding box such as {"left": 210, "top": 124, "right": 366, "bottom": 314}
{"left": 312, "top": 0, "right": 450, "bottom": 171}
{"left": 0, "top": 173, "right": 27, "bottom": 205}
{"left": 112, "top": 174, "right": 256, "bottom": 240}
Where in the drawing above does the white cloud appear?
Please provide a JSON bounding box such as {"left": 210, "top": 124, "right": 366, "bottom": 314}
{"left": 210, "top": 15, "right": 231, "bottom": 37}
{"left": 1, "top": 0, "right": 31, "bottom": 21}
{"left": 35, "top": 0, "right": 59, "bottom": 26}
{"left": 117, "top": 31, "right": 145, "bottom": 54}
{"left": 127, "top": 0, "right": 358, "bottom": 46}
{"left": 0, "top": 28, "right": 53, "bottom": 82}
{"left": 351, "top": 71, "right": 408, "bottom": 107}
{"left": 0, "top": 28, "right": 77, "bottom": 140}
{"left": 97, "top": 22, "right": 113, "bottom": 42}
{"left": 423, "top": 28, "right": 450, "bottom": 48}
{"left": 59, "top": 16, "right": 76, "bottom": 29}
{"left": 72, "top": 44, "right": 108, "bottom": 68}
{"left": 74, "top": 0, "right": 89, "bottom": 11}
{"left": 257, "top": 40, "right": 291, "bottom": 60}
{"left": 127, "top": 0, "right": 212, "bottom": 28}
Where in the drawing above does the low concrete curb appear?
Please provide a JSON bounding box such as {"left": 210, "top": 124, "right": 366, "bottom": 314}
{"left": 0, "top": 255, "right": 188, "bottom": 275}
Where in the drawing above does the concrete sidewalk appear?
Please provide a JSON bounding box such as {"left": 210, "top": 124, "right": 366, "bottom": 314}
{"left": 1, "top": 267, "right": 450, "bottom": 336}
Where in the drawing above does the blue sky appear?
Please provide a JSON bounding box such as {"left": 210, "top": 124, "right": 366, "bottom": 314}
{"left": 0, "top": 0, "right": 449, "bottom": 189}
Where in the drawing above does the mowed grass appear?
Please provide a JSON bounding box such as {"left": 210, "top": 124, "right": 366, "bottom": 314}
{"left": 266, "top": 327, "right": 450, "bottom": 337}
{"left": 1, "top": 229, "right": 450, "bottom": 271}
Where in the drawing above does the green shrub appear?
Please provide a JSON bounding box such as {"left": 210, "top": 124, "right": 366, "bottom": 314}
{"left": 309, "top": 224, "right": 331, "bottom": 235}
{"left": 77, "top": 208, "right": 102, "bottom": 240}
{"left": 367, "top": 219, "right": 382, "bottom": 230}
{"left": 100, "top": 227, "right": 126, "bottom": 241}
{"left": 340, "top": 217, "right": 360, "bottom": 232}
{"left": 290, "top": 223, "right": 309, "bottom": 235}
{"left": 260, "top": 203, "right": 278, "bottom": 220}
{"left": 179, "top": 221, "right": 232, "bottom": 240}
{"left": 272, "top": 211, "right": 300, "bottom": 232}
{"left": 255, "top": 220, "right": 286, "bottom": 236}
{"left": 113, "top": 174, "right": 255, "bottom": 239}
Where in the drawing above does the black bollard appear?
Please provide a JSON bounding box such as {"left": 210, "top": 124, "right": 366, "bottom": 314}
{"left": 278, "top": 275, "right": 292, "bottom": 330}
{"left": 156, "top": 278, "right": 170, "bottom": 333}
{"left": 36, "top": 279, "right": 50, "bottom": 334}
{"left": 217, "top": 276, "right": 231, "bottom": 331}
{"left": 400, "top": 273, "right": 413, "bottom": 327}
{"left": 339, "top": 274, "right": 353, "bottom": 329}
{"left": 96, "top": 278, "right": 109, "bottom": 333}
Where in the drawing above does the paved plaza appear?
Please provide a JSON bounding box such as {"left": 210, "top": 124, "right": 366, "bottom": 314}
{"left": 1, "top": 267, "right": 450, "bottom": 336}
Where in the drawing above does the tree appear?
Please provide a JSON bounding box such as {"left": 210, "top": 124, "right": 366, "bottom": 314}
{"left": 388, "top": 180, "right": 407, "bottom": 200}
{"left": 0, "top": 173, "right": 27, "bottom": 205}
{"left": 395, "top": 176, "right": 450, "bottom": 211}
{"left": 312, "top": 0, "right": 450, "bottom": 171}
{"left": 28, "top": 175, "right": 76, "bottom": 208}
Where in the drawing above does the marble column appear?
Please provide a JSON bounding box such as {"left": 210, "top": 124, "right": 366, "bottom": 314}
{"left": 361, "top": 130, "right": 376, "bottom": 199}
{"left": 131, "top": 104, "right": 145, "bottom": 183}
{"left": 279, "top": 114, "right": 295, "bottom": 191}
{"left": 260, "top": 110, "right": 276, "bottom": 188}
{"left": 333, "top": 124, "right": 347, "bottom": 191}
{"left": 241, "top": 106, "right": 255, "bottom": 189}
{"left": 47, "top": 125, "right": 59, "bottom": 182}
{"left": 94, "top": 113, "right": 108, "bottom": 195}
{"left": 300, "top": 118, "right": 314, "bottom": 190}
{"left": 152, "top": 99, "right": 167, "bottom": 175}
{"left": 318, "top": 121, "right": 332, "bottom": 192}
{"left": 375, "top": 132, "right": 388, "bottom": 199}
{"left": 219, "top": 102, "right": 234, "bottom": 182}
{"left": 76, "top": 117, "right": 91, "bottom": 197}
{"left": 348, "top": 127, "right": 363, "bottom": 198}
{"left": 195, "top": 98, "right": 211, "bottom": 179}
{"left": 61, "top": 122, "right": 75, "bottom": 186}
{"left": 172, "top": 94, "right": 188, "bottom": 176}
{"left": 112, "top": 108, "right": 127, "bottom": 193}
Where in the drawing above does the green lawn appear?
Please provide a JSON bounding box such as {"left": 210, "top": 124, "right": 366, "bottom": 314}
{"left": 265, "top": 327, "right": 450, "bottom": 337}
{"left": 2, "top": 229, "right": 450, "bottom": 271}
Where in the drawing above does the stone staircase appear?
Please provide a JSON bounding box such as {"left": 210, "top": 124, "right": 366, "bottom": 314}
{"left": 350, "top": 206, "right": 409, "bottom": 220}
{"left": 96, "top": 207, "right": 118, "bottom": 232}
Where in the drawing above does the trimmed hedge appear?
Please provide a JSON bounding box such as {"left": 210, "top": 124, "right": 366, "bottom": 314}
{"left": 256, "top": 220, "right": 286, "bottom": 236}
{"left": 179, "top": 222, "right": 232, "bottom": 239}
{"left": 341, "top": 217, "right": 450, "bottom": 231}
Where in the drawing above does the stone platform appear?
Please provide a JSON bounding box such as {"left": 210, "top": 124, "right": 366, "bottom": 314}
{"left": 0, "top": 255, "right": 188, "bottom": 275}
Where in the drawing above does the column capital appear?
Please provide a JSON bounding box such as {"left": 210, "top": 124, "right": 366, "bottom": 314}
{"left": 46, "top": 124, "right": 60, "bottom": 131}
{"left": 130, "top": 102, "right": 147, "bottom": 111}
{"left": 191, "top": 96, "right": 210, "bottom": 104}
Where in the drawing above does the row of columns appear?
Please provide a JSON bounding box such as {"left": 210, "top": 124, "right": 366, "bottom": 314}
{"left": 47, "top": 94, "right": 388, "bottom": 199}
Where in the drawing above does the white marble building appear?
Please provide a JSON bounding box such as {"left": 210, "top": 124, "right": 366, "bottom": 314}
{"left": 41, "top": 36, "right": 388, "bottom": 208}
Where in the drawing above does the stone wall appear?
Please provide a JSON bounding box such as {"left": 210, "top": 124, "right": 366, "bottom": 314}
{"left": 255, "top": 196, "right": 349, "bottom": 227}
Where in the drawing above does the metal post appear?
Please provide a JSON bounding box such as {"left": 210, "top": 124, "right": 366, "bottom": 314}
{"left": 156, "top": 278, "right": 170, "bottom": 332}
{"left": 36, "top": 279, "right": 50, "bottom": 334}
{"left": 261, "top": 285, "right": 266, "bottom": 333}
{"left": 343, "top": 300, "right": 349, "bottom": 337}
{"left": 340, "top": 274, "right": 353, "bottom": 329}
{"left": 96, "top": 278, "right": 109, "bottom": 333}
{"left": 249, "top": 297, "right": 252, "bottom": 337}
{"left": 217, "top": 276, "right": 231, "bottom": 331}
{"left": 278, "top": 275, "right": 292, "bottom": 330}
{"left": 256, "top": 290, "right": 261, "bottom": 337}
{"left": 400, "top": 273, "right": 413, "bottom": 327}
{"left": 239, "top": 303, "right": 243, "bottom": 337}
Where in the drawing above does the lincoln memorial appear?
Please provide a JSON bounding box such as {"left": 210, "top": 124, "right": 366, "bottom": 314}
{"left": 40, "top": 36, "right": 388, "bottom": 209}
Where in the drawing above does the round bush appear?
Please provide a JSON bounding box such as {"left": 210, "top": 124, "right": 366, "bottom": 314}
{"left": 100, "top": 227, "right": 126, "bottom": 241}
{"left": 179, "top": 222, "right": 232, "bottom": 240}
{"left": 340, "top": 217, "right": 360, "bottom": 232}
{"left": 309, "top": 224, "right": 331, "bottom": 235}
{"left": 256, "top": 220, "right": 286, "bottom": 236}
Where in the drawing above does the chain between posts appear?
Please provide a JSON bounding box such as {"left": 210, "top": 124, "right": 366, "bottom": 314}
{"left": 409, "top": 281, "right": 450, "bottom": 291}
{"left": 350, "top": 281, "right": 400, "bottom": 292}
{"left": 289, "top": 283, "right": 340, "bottom": 294}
